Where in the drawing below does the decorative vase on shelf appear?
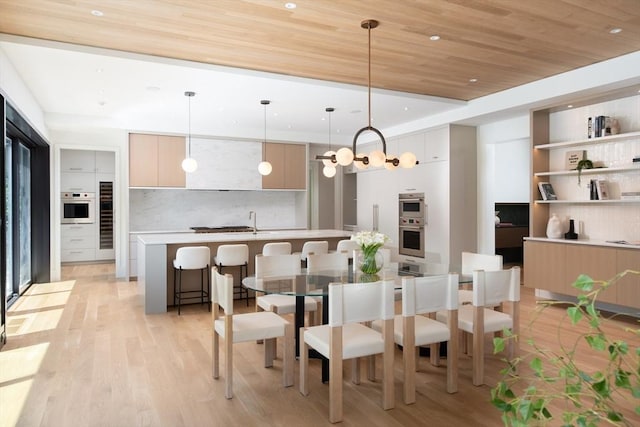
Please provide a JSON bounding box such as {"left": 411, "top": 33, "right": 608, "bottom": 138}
{"left": 495, "top": 211, "right": 501, "bottom": 225}
{"left": 564, "top": 219, "right": 579, "bottom": 240}
{"left": 357, "top": 248, "right": 384, "bottom": 275}
{"left": 546, "top": 213, "right": 563, "bottom": 239}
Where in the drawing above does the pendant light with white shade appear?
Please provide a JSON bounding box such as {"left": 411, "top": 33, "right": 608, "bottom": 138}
{"left": 316, "top": 107, "right": 338, "bottom": 178}
{"left": 257, "top": 99, "right": 273, "bottom": 176}
{"left": 181, "top": 91, "right": 198, "bottom": 173}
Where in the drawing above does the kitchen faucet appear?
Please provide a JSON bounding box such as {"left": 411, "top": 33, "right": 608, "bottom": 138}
{"left": 249, "top": 211, "right": 256, "bottom": 234}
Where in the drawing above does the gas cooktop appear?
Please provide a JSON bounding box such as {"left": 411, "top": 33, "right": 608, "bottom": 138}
{"left": 190, "top": 226, "right": 253, "bottom": 233}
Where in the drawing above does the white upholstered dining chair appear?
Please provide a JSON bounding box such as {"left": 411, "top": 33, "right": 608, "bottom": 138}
{"left": 299, "top": 279, "right": 395, "bottom": 423}
{"left": 211, "top": 268, "right": 294, "bottom": 399}
{"left": 372, "top": 274, "right": 459, "bottom": 404}
{"left": 254, "top": 254, "right": 319, "bottom": 325}
{"left": 436, "top": 267, "right": 520, "bottom": 386}
{"left": 458, "top": 251, "right": 503, "bottom": 305}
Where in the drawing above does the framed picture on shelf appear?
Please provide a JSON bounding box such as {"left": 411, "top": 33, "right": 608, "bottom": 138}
{"left": 565, "top": 150, "right": 586, "bottom": 170}
{"left": 538, "top": 182, "right": 557, "bottom": 201}
{"left": 596, "top": 179, "right": 610, "bottom": 200}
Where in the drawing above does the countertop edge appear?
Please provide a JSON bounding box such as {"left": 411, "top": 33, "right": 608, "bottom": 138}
{"left": 524, "top": 237, "right": 640, "bottom": 249}
{"left": 137, "top": 229, "right": 353, "bottom": 245}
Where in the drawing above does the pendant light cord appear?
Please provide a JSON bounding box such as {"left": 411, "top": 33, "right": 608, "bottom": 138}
{"left": 188, "top": 94, "right": 192, "bottom": 157}
{"left": 367, "top": 22, "right": 372, "bottom": 128}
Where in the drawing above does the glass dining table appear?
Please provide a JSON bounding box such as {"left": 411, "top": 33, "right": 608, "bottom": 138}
{"left": 242, "top": 261, "right": 471, "bottom": 382}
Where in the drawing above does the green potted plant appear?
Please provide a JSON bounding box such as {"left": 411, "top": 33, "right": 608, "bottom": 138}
{"left": 576, "top": 159, "right": 593, "bottom": 185}
{"left": 491, "top": 270, "right": 640, "bottom": 426}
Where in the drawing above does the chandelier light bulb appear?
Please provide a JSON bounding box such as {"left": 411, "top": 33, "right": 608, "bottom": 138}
{"left": 181, "top": 157, "right": 198, "bottom": 173}
{"left": 322, "top": 150, "right": 337, "bottom": 167}
{"left": 258, "top": 161, "right": 272, "bottom": 176}
{"left": 335, "top": 147, "right": 355, "bottom": 166}
{"left": 323, "top": 165, "right": 337, "bottom": 178}
{"left": 369, "top": 149, "right": 386, "bottom": 167}
{"left": 354, "top": 153, "right": 369, "bottom": 170}
{"left": 399, "top": 151, "right": 417, "bottom": 168}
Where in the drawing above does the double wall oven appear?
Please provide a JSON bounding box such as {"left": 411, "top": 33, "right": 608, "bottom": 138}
{"left": 399, "top": 192, "right": 425, "bottom": 258}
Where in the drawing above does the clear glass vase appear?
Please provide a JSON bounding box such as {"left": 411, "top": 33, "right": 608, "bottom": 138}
{"left": 357, "top": 248, "right": 384, "bottom": 275}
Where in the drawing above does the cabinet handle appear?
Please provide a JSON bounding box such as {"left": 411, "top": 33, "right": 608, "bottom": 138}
{"left": 69, "top": 167, "right": 82, "bottom": 171}
{"left": 70, "top": 239, "right": 83, "bottom": 242}
{"left": 70, "top": 251, "right": 83, "bottom": 254}
{"left": 68, "top": 187, "right": 82, "bottom": 191}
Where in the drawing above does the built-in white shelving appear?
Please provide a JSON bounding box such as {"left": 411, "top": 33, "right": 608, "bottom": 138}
{"left": 535, "top": 130, "right": 640, "bottom": 150}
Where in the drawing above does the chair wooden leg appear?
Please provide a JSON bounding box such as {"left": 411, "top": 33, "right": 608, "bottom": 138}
{"left": 329, "top": 327, "right": 343, "bottom": 424}
{"left": 429, "top": 343, "right": 440, "bottom": 366}
{"left": 213, "top": 329, "right": 219, "bottom": 379}
{"left": 382, "top": 318, "right": 395, "bottom": 410}
{"left": 351, "top": 358, "right": 360, "bottom": 384}
{"left": 403, "top": 316, "right": 416, "bottom": 405}
{"left": 264, "top": 338, "right": 275, "bottom": 368}
{"left": 446, "top": 310, "right": 458, "bottom": 394}
{"left": 283, "top": 323, "right": 294, "bottom": 387}
{"left": 300, "top": 328, "right": 309, "bottom": 396}
{"left": 472, "top": 307, "right": 484, "bottom": 386}
{"left": 367, "top": 355, "right": 376, "bottom": 381}
{"left": 225, "top": 317, "right": 233, "bottom": 399}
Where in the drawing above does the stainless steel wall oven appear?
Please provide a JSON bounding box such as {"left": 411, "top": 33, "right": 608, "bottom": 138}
{"left": 61, "top": 192, "right": 95, "bottom": 224}
{"left": 399, "top": 193, "right": 425, "bottom": 257}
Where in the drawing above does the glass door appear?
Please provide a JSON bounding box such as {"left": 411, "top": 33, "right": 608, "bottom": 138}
{"left": 17, "top": 143, "right": 31, "bottom": 291}
{"left": 4, "top": 137, "right": 14, "bottom": 303}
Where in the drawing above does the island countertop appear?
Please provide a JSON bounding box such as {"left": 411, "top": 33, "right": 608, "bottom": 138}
{"left": 137, "top": 229, "right": 353, "bottom": 245}
{"left": 138, "top": 229, "right": 354, "bottom": 314}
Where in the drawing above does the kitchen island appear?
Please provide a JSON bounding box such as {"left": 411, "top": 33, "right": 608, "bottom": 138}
{"left": 137, "top": 229, "right": 352, "bottom": 313}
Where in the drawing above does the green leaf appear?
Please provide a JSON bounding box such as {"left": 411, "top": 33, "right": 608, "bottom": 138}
{"left": 493, "top": 337, "right": 505, "bottom": 354}
{"left": 568, "top": 306, "right": 583, "bottom": 325}
{"left": 573, "top": 274, "right": 594, "bottom": 291}
{"left": 614, "top": 369, "right": 631, "bottom": 388}
{"left": 530, "top": 357, "right": 543, "bottom": 375}
{"left": 518, "top": 400, "right": 533, "bottom": 421}
{"left": 606, "top": 411, "right": 623, "bottom": 422}
{"left": 632, "top": 386, "right": 640, "bottom": 398}
{"left": 586, "top": 302, "right": 598, "bottom": 318}
{"left": 592, "top": 378, "right": 611, "bottom": 398}
{"left": 585, "top": 334, "right": 606, "bottom": 351}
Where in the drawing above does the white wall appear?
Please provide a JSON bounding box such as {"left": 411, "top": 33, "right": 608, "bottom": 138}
{"left": 0, "top": 48, "right": 48, "bottom": 139}
{"left": 476, "top": 115, "right": 530, "bottom": 254}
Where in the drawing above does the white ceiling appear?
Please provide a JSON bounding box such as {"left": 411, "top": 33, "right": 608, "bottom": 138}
{"left": 0, "top": 38, "right": 467, "bottom": 146}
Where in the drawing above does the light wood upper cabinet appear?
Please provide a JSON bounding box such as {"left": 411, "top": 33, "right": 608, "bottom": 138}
{"left": 129, "top": 133, "right": 185, "bottom": 187}
{"left": 262, "top": 142, "right": 306, "bottom": 190}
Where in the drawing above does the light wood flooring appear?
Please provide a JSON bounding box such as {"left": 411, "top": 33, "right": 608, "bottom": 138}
{"left": 1, "top": 263, "right": 638, "bottom": 426}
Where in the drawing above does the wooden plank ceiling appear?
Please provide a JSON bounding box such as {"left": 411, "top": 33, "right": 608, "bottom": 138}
{"left": 1, "top": 0, "right": 639, "bottom": 101}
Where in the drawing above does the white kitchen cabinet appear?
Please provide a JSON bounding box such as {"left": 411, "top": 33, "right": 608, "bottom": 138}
{"left": 61, "top": 149, "right": 95, "bottom": 172}
{"left": 186, "top": 138, "right": 262, "bottom": 190}
{"left": 95, "top": 151, "right": 115, "bottom": 174}
{"left": 61, "top": 223, "right": 96, "bottom": 262}
{"left": 355, "top": 124, "right": 476, "bottom": 266}
{"left": 61, "top": 172, "right": 96, "bottom": 192}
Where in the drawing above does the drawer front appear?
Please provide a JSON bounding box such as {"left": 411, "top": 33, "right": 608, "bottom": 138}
{"left": 61, "top": 248, "right": 96, "bottom": 262}
{"left": 61, "top": 224, "right": 95, "bottom": 237}
{"left": 62, "top": 235, "right": 96, "bottom": 249}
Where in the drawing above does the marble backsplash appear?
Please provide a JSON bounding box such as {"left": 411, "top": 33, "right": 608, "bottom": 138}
{"left": 129, "top": 189, "right": 302, "bottom": 232}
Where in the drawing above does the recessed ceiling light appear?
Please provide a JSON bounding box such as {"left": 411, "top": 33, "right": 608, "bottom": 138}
{"left": 96, "top": 68, "right": 103, "bottom": 73}
{"left": 429, "top": 35, "right": 440, "bottom": 41}
{"left": 567, "top": 105, "right": 573, "bottom": 108}
{"left": 91, "top": 10, "right": 104, "bottom": 17}
{"left": 321, "top": 117, "right": 326, "bottom": 121}
{"left": 609, "top": 28, "right": 622, "bottom": 34}
{"left": 287, "top": 124, "right": 292, "bottom": 129}
{"left": 285, "top": 2, "right": 296, "bottom": 9}
{"left": 469, "top": 78, "right": 478, "bottom": 83}
{"left": 404, "top": 106, "right": 409, "bottom": 111}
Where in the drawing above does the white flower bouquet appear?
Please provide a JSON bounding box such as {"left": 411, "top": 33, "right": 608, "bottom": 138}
{"left": 351, "top": 231, "right": 390, "bottom": 274}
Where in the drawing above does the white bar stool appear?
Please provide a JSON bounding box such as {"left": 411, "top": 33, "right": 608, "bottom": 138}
{"left": 173, "top": 246, "right": 211, "bottom": 315}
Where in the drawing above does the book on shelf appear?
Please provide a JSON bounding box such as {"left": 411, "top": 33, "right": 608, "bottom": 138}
{"left": 565, "top": 150, "right": 586, "bottom": 170}
{"left": 538, "top": 182, "right": 557, "bottom": 201}
{"left": 595, "top": 179, "right": 610, "bottom": 200}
